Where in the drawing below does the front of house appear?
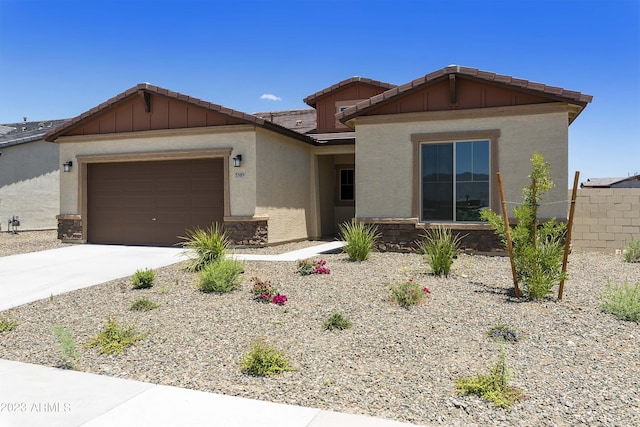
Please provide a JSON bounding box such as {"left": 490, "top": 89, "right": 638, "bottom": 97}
{"left": 44, "top": 66, "right": 592, "bottom": 251}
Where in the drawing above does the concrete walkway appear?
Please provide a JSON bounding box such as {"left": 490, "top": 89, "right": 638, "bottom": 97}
{"left": 1, "top": 242, "right": 424, "bottom": 427}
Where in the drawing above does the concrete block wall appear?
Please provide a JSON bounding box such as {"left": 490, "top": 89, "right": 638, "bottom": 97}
{"left": 571, "top": 188, "right": 640, "bottom": 253}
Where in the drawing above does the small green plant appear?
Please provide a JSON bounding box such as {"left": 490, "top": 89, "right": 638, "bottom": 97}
{"left": 323, "top": 312, "right": 352, "bottom": 330}
{"left": 129, "top": 298, "right": 160, "bottom": 312}
{"left": 198, "top": 258, "right": 244, "bottom": 293}
{"left": 51, "top": 325, "right": 81, "bottom": 370}
{"left": 296, "top": 259, "right": 330, "bottom": 275}
{"left": 481, "top": 153, "right": 567, "bottom": 299}
{"left": 390, "top": 279, "right": 431, "bottom": 308}
{"left": 131, "top": 268, "right": 155, "bottom": 289}
{"left": 600, "top": 281, "right": 640, "bottom": 322}
{"left": 0, "top": 316, "right": 17, "bottom": 332}
{"left": 417, "top": 226, "right": 463, "bottom": 277}
{"left": 455, "top": 347, "right": 522, "bottom": 408}
{"left": 86, "top": 316, "right": 145, "bottom": 355}
{"left": 487, "top": 324, "right": 520, "bottom": 342}
{"left": 241, "top": 340, "right": 295, "bottom": 376}
{"left": 623, "top": 237, "right": 640, "bottom": 263}
{"left": 339, "top": 219, "right": 381, "bottom": 261}
{"left": 180, "top": 223, "right": 229, "bottom": 271}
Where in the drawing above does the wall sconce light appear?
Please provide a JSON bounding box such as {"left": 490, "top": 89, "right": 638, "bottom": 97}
{"left": 232, "top": 154, "right": 242, "bottom": 167}
{"left": 63, "top": 161, "right": 73, "bottom": 173}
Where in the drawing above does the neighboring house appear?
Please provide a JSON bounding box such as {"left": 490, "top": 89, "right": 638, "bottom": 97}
{"left": 0, "top": 119, "right": 67, "bottom": 231}
{"left": 581, "top": 175, "right": 640, "bottom": 189}
{"left": 44, "top": 66, "right": 592, "bottom": 251}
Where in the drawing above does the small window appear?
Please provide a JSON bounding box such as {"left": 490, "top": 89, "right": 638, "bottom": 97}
{"left": 339, "top": 169, "right": 355, "bottom": 201}
{"left": 338, "top": 105, "right": 352, "bottom": 113}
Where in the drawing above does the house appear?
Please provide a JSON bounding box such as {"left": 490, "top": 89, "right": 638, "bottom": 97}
{"left": 0, "top": 119, "right": 67, "bottom": 231}
{"left": 44, "top": 66, "right": 592, "bottom": 251}
{"left": 581, "top": 175, "right": 640, "bottom": 189}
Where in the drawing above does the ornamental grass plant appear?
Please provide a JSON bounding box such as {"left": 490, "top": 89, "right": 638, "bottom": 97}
{"left": 622, "top": 237, "right": 640, "bottom": 263}
{"left": 339, "top": 219, "right": 380, "bottom": 262}
{"left": 417, "top": 226, "right": 462, "bottom": 277}
{"left": 180, "top": 223, "right": 229, "bottom": 272}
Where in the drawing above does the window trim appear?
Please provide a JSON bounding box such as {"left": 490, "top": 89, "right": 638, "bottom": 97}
{"left": 411, "top": 130, "right": 500, "bottom": 222}
{"left": 334, "top": 164, "right": 355, "bottom": 207}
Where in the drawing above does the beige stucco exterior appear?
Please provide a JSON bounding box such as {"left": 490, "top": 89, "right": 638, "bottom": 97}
{"left": 0, "top": 140, "right": 59, "bottom": 230}
{"left": 354, "top": 103, "right": 570, "bottom": 221}
{"left": 254, "top": 127, "right": 316, "bottom": 243}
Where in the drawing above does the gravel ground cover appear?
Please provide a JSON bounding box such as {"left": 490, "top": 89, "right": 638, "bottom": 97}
{"left": 1, "top": 232, "right": 639, "bottom": 426}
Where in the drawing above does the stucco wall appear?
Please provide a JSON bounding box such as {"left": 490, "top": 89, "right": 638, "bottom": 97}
{"left": 254, "top": 128, "right": 315, "bottom": 243}
{"left": 0, "top": 140, "right": 59, "bottom": 230}
{"left": 572, "top": 188, "right": 640, "bottom": 253}
{"left": 354, "top": 105, "right": 569, "bottom": 221}
{"left": 57, "top": 126, "right": 257, "bottom": 217}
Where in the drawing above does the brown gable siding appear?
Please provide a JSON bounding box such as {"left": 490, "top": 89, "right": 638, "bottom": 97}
{"left": 355, "top": 77, "right": 557, "bottom": 117}
{"left": 316, "top": 83, "right": 394, "bottom": 133}
{"left": 65, "top": 96, "right": 246, "bottom": 137}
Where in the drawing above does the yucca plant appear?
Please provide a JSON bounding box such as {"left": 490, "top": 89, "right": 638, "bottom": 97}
{"left": 417, "top": 226, "right": 462, "bottom": 277}
{"left": 338, "top": 219, "right": 381, "bottom": 261}
{"left": 180, "top": 223, "right": 229, "bottom": 272}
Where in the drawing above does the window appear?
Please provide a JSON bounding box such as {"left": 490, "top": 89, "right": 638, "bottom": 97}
{"left": 421, "top": 140, "right": 489, "bottom": 221}
{"left": 339, "top": 169, "right": 355, "bottom": 201}
{"left": 338, "top": 105, "right": 352, "bottom": 113}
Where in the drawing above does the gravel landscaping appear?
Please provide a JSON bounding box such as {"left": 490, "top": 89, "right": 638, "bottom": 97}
{"left": 1, "top": 232, "right": 639, "bottom": 426}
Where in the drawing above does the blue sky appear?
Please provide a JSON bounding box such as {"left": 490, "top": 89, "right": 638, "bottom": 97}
{"left": 1, "top": 0, "right": 638, "bottom": 185}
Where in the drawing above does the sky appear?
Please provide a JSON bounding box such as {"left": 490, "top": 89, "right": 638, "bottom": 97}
{"left": 0, "top": 0, "right": 638, "bottom": 185}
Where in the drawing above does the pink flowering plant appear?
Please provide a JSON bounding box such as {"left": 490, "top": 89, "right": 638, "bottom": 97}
{"left": 296, "top": 259, "right": 330, "bottom": 276}
{"left": 390, "top": 279, "right": 431, "bottom": 308}
{"left": 250, "top": 277, "right": 288, "bottom": 305}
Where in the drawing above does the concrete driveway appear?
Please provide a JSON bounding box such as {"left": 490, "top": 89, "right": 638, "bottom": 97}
{"left": 0, "top": 244, "right": 185, "bottom": 311}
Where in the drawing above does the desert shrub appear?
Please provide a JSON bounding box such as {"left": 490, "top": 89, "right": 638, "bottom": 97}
{"left": 131, "top": 268, "right": 155, "bottom": 289}
{"left": 455, "top": 347, "right": 522, "bottom": 408}
{"left": 339, "top": 219, "right": 380, "bottom": 261}
{"left": 487, "top": 324, "right": 520, "bottom": 342}
{"left": 0, "top": 316, "right": 17, "bottom": 332}
{"left": 241, "top": 340, "right": 295, "bottom": 376}
{"left": 417, "top": 226, "right": 463, "bottom": 277}
{"left": 481, "top": 153, "right": 567, "bottom": 299}
{"left": 198, "top": 258, "right": 244, "bottom": 293}
{"left": 323, "top": 312, "right": 352, "bottom": 330}
{"left": 180, "top": 223, "right": 229, "bottom": 271}
{"left": 296, "top": 259, "right": 330, "bottom": 275}
{"left": 600, "top": 281, "right": 640, "bottom": 322}
{"left": 129, "top": 298, "right": 160, "bottom": 312}
{"left": 390, "top": 279, "right": 431, "bottom": 308}
{"left": 86, "top": 316, "right": 145, "bottom": 355}
{"left": 623, "top": 237, "right": 640, "bottom": 263}
{"left": 51, "top": 325, "right": 81, "bottom": 370}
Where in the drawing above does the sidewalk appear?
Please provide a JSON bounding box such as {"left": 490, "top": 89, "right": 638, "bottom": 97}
{"left": 1, "top": 241, "right": 425, "bottom": 427}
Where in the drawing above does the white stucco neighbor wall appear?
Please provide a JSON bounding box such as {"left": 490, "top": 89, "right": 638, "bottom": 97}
{"left": 254, "top": 128, "right": 315, "bottom": 243}
{"left": 56, "top": 126, "right": 257, "bottom": 217}
{"left": 355, "top": 105, "right": 569, "bottom": 221}
{"left": 0, "top": 140, "right": 59, "bottom": 230}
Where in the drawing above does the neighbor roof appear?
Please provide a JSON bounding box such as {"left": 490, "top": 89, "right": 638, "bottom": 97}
{"left": 303, "top": 76, "right": 396, "bottom": 107}
{"left": 0, "top": 119, "right": 68, "bottom": 149}
{"left": 581, "top": 175, "right": 640, "bottom": 188}
{"left": 44, "top": 83, "right": 317, "bottom": 145}
{"left": 337, "top": 65, "right": 594, "bottom": 124}
{"left": 253, "top": 108, "right": 316, "bottom": 135}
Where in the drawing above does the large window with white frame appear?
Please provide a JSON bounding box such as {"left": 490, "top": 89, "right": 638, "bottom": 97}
{"left": 421, "top": 140, "right": 490, "bottom": 222}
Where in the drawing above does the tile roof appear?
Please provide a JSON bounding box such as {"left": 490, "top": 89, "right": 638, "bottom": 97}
{"left": 44, "top": 83, "right": 316, "bottom": 146}
{"left": 0, "top": 119, "right": 68, "bottom": 148}
{"left": 581, "top": 176, "right": 640, "bottom": 188}
{"left": 303, "top": 77, "right": 396, "bottom": 107}
{"left": 336, "top": 65, "right": 594, "bottom": 124}
{"left": 253, "top": 108, "right": 317, "bottom": 135}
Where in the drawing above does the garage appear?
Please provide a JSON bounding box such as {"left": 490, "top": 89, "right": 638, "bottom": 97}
{"left": 87, "top": 158, "right": 224, "bottom": 246}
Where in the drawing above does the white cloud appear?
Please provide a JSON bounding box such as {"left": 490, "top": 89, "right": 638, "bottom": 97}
{"left": 260, "top": 93, "right": 282, "bottom": 101}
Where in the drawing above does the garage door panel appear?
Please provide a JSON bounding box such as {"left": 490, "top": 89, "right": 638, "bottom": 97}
{"left": 88, "top": 158, "right": 224, "bottom": 246}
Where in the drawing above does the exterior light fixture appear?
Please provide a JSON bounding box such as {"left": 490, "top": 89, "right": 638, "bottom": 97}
{"left": 232, "top": 154, "right": 242, "bottom": 167}
{"left": 63, "top": 161, "right": 73, "bottom": 172}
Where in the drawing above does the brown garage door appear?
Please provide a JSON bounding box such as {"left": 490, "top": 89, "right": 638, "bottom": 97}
{"left": 88, "top": 158, "right": 224, "bottom": 246}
